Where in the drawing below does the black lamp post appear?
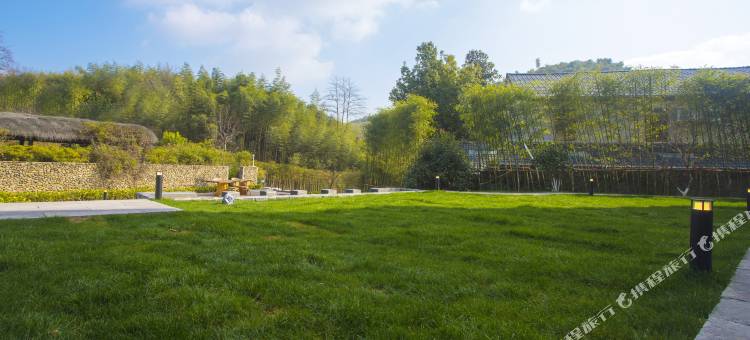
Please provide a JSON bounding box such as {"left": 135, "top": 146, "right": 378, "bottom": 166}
{"left": 435, "top": 176, "right": 441, "bottom": 191}
{"left": 588, "top": 178, "right": 594, "bottom": 196}
{"left": 155, "top": 171, "right": 163, "bottom": 200}
{"left": 690, "top": 198, "right": 714, "bottom": 271}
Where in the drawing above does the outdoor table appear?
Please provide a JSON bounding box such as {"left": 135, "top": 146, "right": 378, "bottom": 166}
{"left": 205, "top": 179, "right": 233, "bottom": 197}
{"left": 229, "top": 178, "right": 251, "bottom": 195}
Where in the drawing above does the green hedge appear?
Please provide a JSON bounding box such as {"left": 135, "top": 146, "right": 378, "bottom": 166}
{"left": 0, "top": 186, "right": 216, "bottom": 203}
{"left": 147, "top": 143, "right": 251, "bottom": 177}
{"left": 146, "top": 142, "right": 233, "bottom": 165}
{"left": 0, "top": 188, "right": 140, "bottom": 203}
{"left": 1, "top": 142, "right": 250, "bottom": 166}
{"left": 0, "top": 144, "right": 90, "bottom": 162}
{"left": 258, "top": 161, "right": 362, "bottom": 193}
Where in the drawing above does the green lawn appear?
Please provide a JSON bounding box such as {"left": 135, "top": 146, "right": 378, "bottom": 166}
{"left": 0, "top": 192, "right": 748, "bottom": 339}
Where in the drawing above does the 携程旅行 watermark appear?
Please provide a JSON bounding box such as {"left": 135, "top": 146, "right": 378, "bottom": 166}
{"left": 563, "top": 210, "right": 750, "bottom": 340}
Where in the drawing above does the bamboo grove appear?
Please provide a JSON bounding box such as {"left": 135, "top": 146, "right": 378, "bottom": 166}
{"left": 467, "top": 69, "right": 750, "bottom": 170}
{"left": 364, "top": 69, "right": 750, "bottom": 192}
{"left": 0, "top": 63, "right": 362, "bottom": 172}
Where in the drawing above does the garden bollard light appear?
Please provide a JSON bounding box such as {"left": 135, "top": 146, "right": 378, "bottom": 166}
{"left": 155, "top": 171, "right": 163, "bottom": 200}
{"left": 102, "top": 191, "right": 108, "bottom": 200}
{"left": 746, "top": 188, "right": 749, "bottom": 211}
{"left": 435, "top": 176, "right": 440, "bottom": 191}
{"left": 690, "top": 198, "right": 713, "bottom": 271}
{"left": 588, "top": 178, "right": 594, "bottom": 196}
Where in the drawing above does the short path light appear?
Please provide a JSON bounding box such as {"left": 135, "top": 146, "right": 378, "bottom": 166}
{"left": 690, "top": 198, "right": 714, "bottom": 271}
{"left": 155, "top": 171, "right": 164, "bottom": 200}
{"left": 746, "top": 188, "right": 749, "bottom": 211}
{"left": 435, "top": 176, "right": 441, "bottom": 191}
{"left": 588, "top": 178, "right": 594, "bottom": 196}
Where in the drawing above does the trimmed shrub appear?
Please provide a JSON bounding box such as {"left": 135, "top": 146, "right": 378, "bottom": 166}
{"left": 161, "top": 131, "right": 188, "bottom": 146}
{"left": 0, "top": 188, "right": 140, "bottom": 203}
{"left": 533, "top": 143, "right": 571, "bottom": 173}
{"left": 0, "top": 186, "right": 216, "bottom": 203}
{"left": 0, "top": 144, "right": 90, "bottom": 162}
{"left": 146, "top": 142, "right": 233, "bottom": 165}
{"left": 405, "top": 134, "right": 473, "bottom": 190}
{"left": 258, "top": 161, "right": 361, "bottom": 193}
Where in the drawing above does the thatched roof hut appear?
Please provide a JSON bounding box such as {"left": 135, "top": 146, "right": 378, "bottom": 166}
{"left": 0, "top": 112, "right": 158, "bottom": 145}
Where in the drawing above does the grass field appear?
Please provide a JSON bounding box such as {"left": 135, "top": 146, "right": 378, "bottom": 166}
{"left": 0, "top": 192, "right": 748, "bottom": 339}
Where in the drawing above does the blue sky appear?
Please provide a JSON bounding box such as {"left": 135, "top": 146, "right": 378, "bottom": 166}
{"left": 2, "top": 0, "right": 750, "bottom": 113}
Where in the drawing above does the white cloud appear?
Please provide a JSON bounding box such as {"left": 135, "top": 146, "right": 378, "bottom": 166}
{"left": 626, "top": 32, "right": 750, "bottom": 68}
{"left": 132, "top": 0, "right": 437, "bottom": 87}
{"left": 303, "top": 0, "right": 439, "bottom": 41}
{"left": 151, "top": 3, "right": 332, "bottom": 85}
{"left": 519, "top": 0, "right": 550, "bottom": 13}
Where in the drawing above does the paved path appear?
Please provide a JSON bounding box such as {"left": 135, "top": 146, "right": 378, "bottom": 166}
{"left": 0, "top": 199, "right": 180, "bottom": 220}
{"left": 695, "top": 248, "right": 750, "bottom": 339}
{"left": 154, "top": 190, "right": 425, "bottom": 202}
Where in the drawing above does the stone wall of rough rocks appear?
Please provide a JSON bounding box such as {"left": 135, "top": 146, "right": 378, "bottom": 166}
{"left": 239, "top": 166, "right": 259, "bottom": 184}
{"left": 0, "top": 161, "right": 230, "bottom": 192}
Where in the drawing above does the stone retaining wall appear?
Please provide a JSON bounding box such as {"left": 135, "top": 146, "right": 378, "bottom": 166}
{"left": 239, "top": 166, "right": 259, "bottom": 184}
{"left": 0, "top": 161, "right": 230, "bottom": 192}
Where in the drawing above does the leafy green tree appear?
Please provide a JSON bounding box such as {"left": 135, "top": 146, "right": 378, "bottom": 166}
{"left": 86, "top": 122, "right": 151, "bottom": 188}
{"left": 270, "top": 67, "right": 291, "bottom": 93}
{"left": 405, "top": 133, "right": 473, "bottom": 190}
{"left": 160, "top": 131, "right": 188, "bottom": 146}
{"left": 533, "top": 143, "right": 571, "bottom": 172}
{"left": 463, "top": 49, "right": 500, "bottom": 85}
{"left": 365, "top": 95, "right": 437, "bottom": 185}
{"left": 458, "top": 83, "right": 543, "bottom": 169}
{"left": 390, "top": 42, "right": 482, "bottom": 136}
{"left": 308, "top": 89, "right": 323, "bottom": 109}
{"left": 674, "top": 70, "right": 750, "bottom": 167}
{"left": 211, "top": 67, "right": 226, "bottom": 92}
{"left": 546, "top": 75, "right": 584, "bottom": 142}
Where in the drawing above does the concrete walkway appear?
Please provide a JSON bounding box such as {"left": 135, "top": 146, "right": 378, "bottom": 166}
{"left": 0, "top": 199, "right": 180, "bottom": 220}
{"left": 137, "top": 189, "right": 425, "bottom": 202}
{"left": 695, "top": 248, "right": 750, "bottom": 339}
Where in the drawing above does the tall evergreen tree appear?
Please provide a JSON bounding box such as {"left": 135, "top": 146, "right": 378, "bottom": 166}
{"left": 390, "top": 42, "right": 485, "bottom": 137}
{"left": 463, "top": 49, "right": 500, "bottom": 85}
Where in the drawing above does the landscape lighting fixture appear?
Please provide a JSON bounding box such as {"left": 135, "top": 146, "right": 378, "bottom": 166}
{"left": 689, "top": 198, "right": 714, "bottom": 271}
{"left": 155, "top": 171, "right": 164, "bottom": 199}
{"left": 691, "top": 198, "right": 713, "bottom": 212}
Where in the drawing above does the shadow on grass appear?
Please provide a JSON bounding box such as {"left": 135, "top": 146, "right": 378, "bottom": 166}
{"left": 0, "top": 198, "right": 748, "bottom": 339}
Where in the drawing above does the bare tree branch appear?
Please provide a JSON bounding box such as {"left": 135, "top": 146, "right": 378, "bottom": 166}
{"left": 0, "top": 33, "right": 15, "bottom": 74}
{"left": 324, "top": 76, "right": 366, "bottom": 125}
{"left": 215, "top": 105, "right": 241, "bottom": 150}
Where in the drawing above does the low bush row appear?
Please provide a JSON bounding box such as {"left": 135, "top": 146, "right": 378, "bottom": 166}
{"left": 0, "top": 186, "right": 216, "bottom": 203}
{"left": 258, "top": 161, "right": 362, "bottom": 193}
{"left": 0, "top": 144, "right": 90, "bottom": 162}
